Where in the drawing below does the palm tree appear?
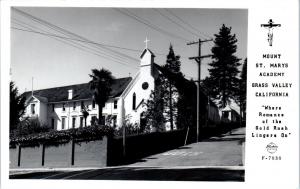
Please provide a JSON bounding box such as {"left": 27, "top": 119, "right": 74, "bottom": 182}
{"left": 89, "top": 68, "right": 114, "bottom": 125}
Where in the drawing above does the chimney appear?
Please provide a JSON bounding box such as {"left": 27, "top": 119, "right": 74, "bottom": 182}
{"left": 68, "top": 89, "right": 73, "bottom": 100}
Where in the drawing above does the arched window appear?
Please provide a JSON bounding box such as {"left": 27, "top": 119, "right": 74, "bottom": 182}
{"left": 132, "top": 92, "right": 136, "bottom": 110}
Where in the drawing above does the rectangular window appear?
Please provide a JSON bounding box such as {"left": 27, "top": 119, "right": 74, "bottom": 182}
{"left": 81, "top": 101, "right": 84, "bottom": 110}
{"left": 62, "top": 103, "right": 66, "bottom": 111}
{"left": 31, "top": 104, "right": 35, "bottom": 114}
{"left": 51, "top": 118, "right": 55, "bottom": 129}
{"left": 72, "top": 117, "right": 76, "bottom": 128}
{"left": 92, "top": 100, "right": 96, "bottom": 109}
{"left": 80, "top": 117, "right": 83, "bottom": 127}
{"left": 91, "top": 116, "right": 97, "bottom": 125}
{"left": 52, "top": 104, "right": 55, "bottom": 112}
{"left": 114, "top": 100, "right": 117, "bottom": 109}
{"left": 62, "top": 117, "right": 66, "bottom": 130}
{"left": 73, "top": 102, "right": 76, "bottom": 110}
{"left": 132, "top": 93, "right": 136, "bottom": 110}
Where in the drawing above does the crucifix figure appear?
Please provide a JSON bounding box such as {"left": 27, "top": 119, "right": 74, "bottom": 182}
{"left": 261, "top": 19, "right": 281, "bottom": 46}
{"left": 144, "top": 37, "right": 150, "bottom": 49}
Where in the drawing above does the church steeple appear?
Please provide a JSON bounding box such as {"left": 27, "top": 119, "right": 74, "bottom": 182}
{"left": 139, "top": 38, "right": 155, "bottom": 77}
{"left": 140, "top": 48, "right": 155, "bottom": 67}
{"left": 140, "top": 37, "right": 155, "bottom": 67}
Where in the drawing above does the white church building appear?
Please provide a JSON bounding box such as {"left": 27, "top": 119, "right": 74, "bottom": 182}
{"left": 22, "top": 48, "right": 164, "bottom": 130}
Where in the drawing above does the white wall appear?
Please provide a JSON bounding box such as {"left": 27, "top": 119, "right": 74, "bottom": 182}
{"left": 23, "top": 97, "right": 46, "bottom": 124}
{"left": 39, "top": 102, "right": 48, "bottom": 125}
{"left": 122, "top": 50, "right": 156, "bottom": 126}
{"left": 48, "top": 98, "right": 121, "bottom": 130}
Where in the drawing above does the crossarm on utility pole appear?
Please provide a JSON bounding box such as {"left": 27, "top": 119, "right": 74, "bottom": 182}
{"left": 187, "top": 38, "right": 213, "bottom": 143}
{"left": 189, "top": 55, "right": 212, "bottom": 61}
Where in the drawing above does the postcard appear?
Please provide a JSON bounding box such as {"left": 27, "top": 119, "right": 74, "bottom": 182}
{"left": 1, "top": 0, "right": 299, "bottom": 189}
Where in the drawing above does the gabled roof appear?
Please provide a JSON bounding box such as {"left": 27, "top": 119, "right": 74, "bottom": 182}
{"left": 34, "top": 95, "right": 48, "bottom": 103}
{"left": 22, "top": 77, "right": 132, "bottom": 103}
{"left": 140, "top": 48, "right": 155, "bottom": 59}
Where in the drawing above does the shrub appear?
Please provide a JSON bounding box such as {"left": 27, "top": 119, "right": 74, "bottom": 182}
{"left": 10, "top": 118, "right": 50, "bottom": 138}
{"left": 10, "top": 125, "right": 114, "bottom": 147}
{"left": 114, "top": 115, "right": 143, "bottom": 137}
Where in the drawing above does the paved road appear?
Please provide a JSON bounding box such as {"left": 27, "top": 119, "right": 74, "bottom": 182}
{"left": 10, "top": 127, "right": 245, "bottom": 181}
{"left": 10, "top": 167, "right": 244, "bottom": 181}
{"left": 127, "top": 127, "right": 245, "bottom": 167}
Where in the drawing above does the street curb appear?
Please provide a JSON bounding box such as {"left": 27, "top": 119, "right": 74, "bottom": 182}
{"left": 10, "top": 165, "right": 245, "bottom": 176}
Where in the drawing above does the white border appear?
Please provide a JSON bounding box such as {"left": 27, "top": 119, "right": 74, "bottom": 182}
{"left": 1, "top": 0, "right": 299, "bottom": 189}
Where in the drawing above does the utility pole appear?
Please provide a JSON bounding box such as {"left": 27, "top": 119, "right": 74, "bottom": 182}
{"left": 187, "top": 38, "right": 213, "bottom": 142}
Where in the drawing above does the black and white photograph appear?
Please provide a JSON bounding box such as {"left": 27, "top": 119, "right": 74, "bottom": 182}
{"left": 8, "top": 7, "right": 248, "bottom": 181}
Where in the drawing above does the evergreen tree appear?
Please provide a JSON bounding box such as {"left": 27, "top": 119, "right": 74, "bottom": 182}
{"left": 176, "top": 78, "right": 197, "bottom": 130}
{"left": 206, "top": 24, "right": 241, "bottom": 108}
{"left": 239, "top": 58, "right": 247, "bottom": 122}
{"left": 162, "top": 44, "right": 181, "bottom": 130}
{"left": 10, "top": 81, "right": 26, "bottom": 131}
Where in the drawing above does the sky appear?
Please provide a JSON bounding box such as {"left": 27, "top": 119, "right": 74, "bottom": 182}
{"left": 11, "top": 7, "right": 248, "bottom": 94}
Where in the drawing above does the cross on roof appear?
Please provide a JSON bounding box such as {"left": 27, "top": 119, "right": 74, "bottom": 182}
{"left": 144, "top": 37, "right": 150, "bottom": 49}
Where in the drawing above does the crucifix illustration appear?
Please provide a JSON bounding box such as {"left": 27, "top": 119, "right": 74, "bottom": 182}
{"left": 144, "top": 37, "right": 150, "bottom": 49}
{"left": 261, "top": 19, "right": 281, "bottom": 46}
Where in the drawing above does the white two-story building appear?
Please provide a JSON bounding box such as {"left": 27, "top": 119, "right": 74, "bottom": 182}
{"left": 22, "top": 48, "right": 161, "bottom": 130}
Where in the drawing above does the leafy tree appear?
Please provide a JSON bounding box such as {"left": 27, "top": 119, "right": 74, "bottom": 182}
{"left": 89, "top": 68, "right": 114, "bottom": 125}
{"left": 206, "top": 24, "right": 241, "bottom": 108}
{"left": 114, "top": 115, "right": 141, "bottom": 136}
{"left": 11, "top": 118, "right": 50, "bottom": 137}
{"left": 10, "top": 81, "right": 26, "bottom": 131}
{"left": 143, "top": 45, "right": 191, "bottom": 132}
{"left": 162, "top": 44, "right": 182, "bottom": 130}
{"left": 142, "top": 77, "right": 166, "bottom": 132}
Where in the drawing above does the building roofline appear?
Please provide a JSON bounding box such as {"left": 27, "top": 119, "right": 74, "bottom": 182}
{"left": 22, "top": 77, "right": 131, "bottom": 94}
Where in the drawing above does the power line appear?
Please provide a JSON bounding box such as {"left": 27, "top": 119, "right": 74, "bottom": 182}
{"left": 11, "top": 21, "right": 136, "bottom": 66}
{"left": 12, "top": 26, "right": 138, "bottom": 69}
{"left": 11, "top": 20, "right": 182, "bottom": 59}
{"left": 12, "top": 8, "right": 212, "bottom": 65}
{"left": 164, "top": 9, "right": 213, "bottom": 40}
{"left": 114, "top": 8, "right": 189, "bottom": 42}
{"left": 11, "top": 19, "right": 137, "bottom": 65}
{"left": 13, "top": 8, "right": 211, "bottom": 59}
{"left": 11, "top": 18, "right": 138, "bottom": 68}
{"left": 12, "top": 8, "right": 139, "bottom": 63}
{"left": 12, "top": 18, "right": 195, "bottom": 60}
{"left": 153, "top": 9, "right": 200, "bottom": 38}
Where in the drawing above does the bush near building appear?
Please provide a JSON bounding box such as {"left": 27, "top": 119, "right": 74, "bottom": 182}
{"left": 10, "top": 125, "right": 114, "bottom": 147}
